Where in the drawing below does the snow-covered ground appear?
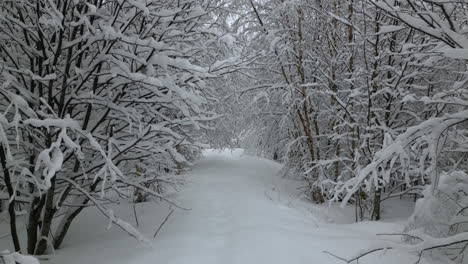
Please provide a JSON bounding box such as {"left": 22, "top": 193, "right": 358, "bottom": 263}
{"left": 1, "top": 150, "right": 443, "bottom": 263}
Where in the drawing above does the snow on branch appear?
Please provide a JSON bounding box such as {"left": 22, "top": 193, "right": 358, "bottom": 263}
{"left": 335, "top": 109, "right": 468, "bottom": 206}
{"left": 59, "top": 175, "right": 150, "bottom": 244}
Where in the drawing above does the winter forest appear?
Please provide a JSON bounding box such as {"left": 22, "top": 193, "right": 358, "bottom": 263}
{"left": 1, "top": 0, "right": 468, "bottom": 263}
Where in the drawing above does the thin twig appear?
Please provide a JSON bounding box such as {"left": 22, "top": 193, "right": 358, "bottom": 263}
{"left": 133, "top": 204, "right": 139, "bottom": 227}
{"left": 376, "top": 233, "right": 423, "bottom": 241}
{"left": 323, "top": 251, "right": 348, "bottom": 262}
{"left": 153, "top": 210, "right": 174, "bottom": 239}
{"left": 347, "top": 247, "right": 393, "bottom": 263}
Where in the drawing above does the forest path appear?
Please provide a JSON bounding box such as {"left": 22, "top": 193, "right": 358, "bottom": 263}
{"left": 135, "top": 150, "right": 420, "bottom": 264}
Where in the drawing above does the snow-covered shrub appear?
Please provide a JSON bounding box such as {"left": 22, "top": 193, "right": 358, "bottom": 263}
{"left": 406, "top": 171, "right": 468, "bottom": 238}
{"left": 403, "top": 171, "right": 468, "bottom": 262}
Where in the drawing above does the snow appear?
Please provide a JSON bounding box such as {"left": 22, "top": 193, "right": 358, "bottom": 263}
{"left": 0, "top": 150, "right": 440, "bottom": 264}
{"left": 376, "top": 25, "right": 406, "bottom": 35}
{"left": 1, "top": 251, "right": 40, "bottom": 264}
{"left": 442, "top": 49, "right": 468, "bottom": 60}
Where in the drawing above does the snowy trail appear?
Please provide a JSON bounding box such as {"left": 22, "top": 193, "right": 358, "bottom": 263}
{"left": 45, "top": 151, "right": 428, "bottom": 264}
{"left": 146, "top": 155, "right": 319, "bottom": 264}
{"left": 134, "top": 151, "right": 422, "bottom": 264}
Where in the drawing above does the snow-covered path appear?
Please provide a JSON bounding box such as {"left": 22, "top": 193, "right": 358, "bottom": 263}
{"left": 146, "top": 153, "right": 320, "bottom": 264}
{"left": 135, "top": 151, "right": 422, "bottom": 264}
{"left": 46, "top": 151, "right": 430, "bottom": 264}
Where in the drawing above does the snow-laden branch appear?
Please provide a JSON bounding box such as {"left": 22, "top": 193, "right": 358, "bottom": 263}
{"left": 59, "top": 176, "right": 150, "bottom": 244}
{"left": 335, "top": 109, "right": 468, "bottom": 206}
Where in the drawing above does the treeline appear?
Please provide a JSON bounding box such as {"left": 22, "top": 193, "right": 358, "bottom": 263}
{"left": 234, "top": 0, "right": 468, "bottom": 261}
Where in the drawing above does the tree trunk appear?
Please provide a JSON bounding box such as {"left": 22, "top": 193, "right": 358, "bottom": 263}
{"left": 35, "top": 179, "right": 56, "bottom": 255}
{"left": 53, "top": 205, "right": 85, "bottom": 249}
{"left": 371, "top": 188, "right": 382, "bottom": 221}
{"left": 26, "top": 196, "right": 45, "bottom": 254}
{"left": 0, "top": 145, "right": 21, "bottom": 252}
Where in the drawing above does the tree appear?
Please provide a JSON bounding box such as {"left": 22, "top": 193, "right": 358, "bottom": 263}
{"left": 0, "top": 0, "right": 234, "bottom": 255}
{"left": 328, "top": 0, "right": 468, "bottom": 261}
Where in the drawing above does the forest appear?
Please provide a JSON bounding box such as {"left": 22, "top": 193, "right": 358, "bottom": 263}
{"left": 0, "top": 0, "right": 468, "bottom": 263}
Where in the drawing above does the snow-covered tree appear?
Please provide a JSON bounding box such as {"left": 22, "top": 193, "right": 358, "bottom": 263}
{"left": 327, "top": 0, "right": 468, "bottom": 261}
{"left": 232, "top": 0, "right": 468, "bottom": 226}
{"left": 0, "top": 0, "right": 235, "bottom": 255}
